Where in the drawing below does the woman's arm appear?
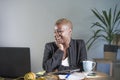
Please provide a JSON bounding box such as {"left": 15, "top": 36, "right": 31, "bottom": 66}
{"left": 42, "top": 43, "right": 63, "bottom": 72}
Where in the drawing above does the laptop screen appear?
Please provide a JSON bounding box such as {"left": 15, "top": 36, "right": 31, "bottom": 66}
{"left": 0, "top": 47, "right": 31, "bottom": 78}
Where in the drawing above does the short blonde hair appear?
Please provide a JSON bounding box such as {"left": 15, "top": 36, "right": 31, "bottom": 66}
{"left": 55, "top": 18, "right": 73, "bottom": 29}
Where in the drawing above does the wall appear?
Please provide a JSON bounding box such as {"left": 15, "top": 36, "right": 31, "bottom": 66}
{"left": 0, "top": 0, "right": 120, "bottom": 73}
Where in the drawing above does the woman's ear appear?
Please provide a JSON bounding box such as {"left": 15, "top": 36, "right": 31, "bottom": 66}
{"left": 69, "top": 28, "right": 72, "bottom": 36}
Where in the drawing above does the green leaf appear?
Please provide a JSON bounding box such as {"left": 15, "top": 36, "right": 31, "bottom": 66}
{"left": 102, "top": 10, "right": 110, "bottom": 27}
{"left": 108, "top": 8, "right": 112, "bottom": 27}
{"left": 86, "top": 30, "right": 102, "bottom": 50}
{"left": 91, "top": 22, "right": 103, "bottom": 28}
{"left": 113, "top": 4, "right": 117, "bottom": 26}
{"left": 92, "top": 9, "right": 108, "bottom": 27}
{"left": 113, "top": 20, "right": 120, "bottom": 32}
{"left": 114, "top": 10, "right": 120, "bottom": 24}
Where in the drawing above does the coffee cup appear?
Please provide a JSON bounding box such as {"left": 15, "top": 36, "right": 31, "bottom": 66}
{"left": 83, "top": 60, "right": 96, "bottom": 72}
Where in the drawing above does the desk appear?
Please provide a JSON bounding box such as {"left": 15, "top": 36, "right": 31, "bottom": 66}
{"left": 84, "top": 71, "right": 110, "bottom": 80}
{"left": 59, "top": 71, "right": 109, "bottom": 80}
{"left": 0, "top": 72, "right": 110, "bottom": 80}
{"left": 93, "top": 58, "right": 120, "bottom": 77}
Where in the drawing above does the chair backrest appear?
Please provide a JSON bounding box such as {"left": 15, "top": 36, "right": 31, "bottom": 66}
{"left": 0, "top": 47, "right": 31, "bottom": 78}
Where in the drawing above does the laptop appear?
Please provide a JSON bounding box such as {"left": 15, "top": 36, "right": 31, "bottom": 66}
{"left": 0, "top": 47, "right": 31, "bottom": 78}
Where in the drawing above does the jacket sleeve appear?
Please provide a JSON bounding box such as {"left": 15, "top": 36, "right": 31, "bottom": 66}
{"left": 78, "top": 40, "right": 87, "bottom": 71}
{"left": 80, "top": 40, "right": 87, "bottom": 61}
{"left": 42, "top": 43, "right": 63, "bottom": 72}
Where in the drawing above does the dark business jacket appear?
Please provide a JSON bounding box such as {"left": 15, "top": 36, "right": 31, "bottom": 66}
{"left": 42, "top": 39, "right": 87, "bottom": 72}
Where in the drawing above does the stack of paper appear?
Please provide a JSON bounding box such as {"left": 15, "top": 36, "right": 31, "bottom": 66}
{"left": 59, "top": 72, "right": 86, "bottom": 80}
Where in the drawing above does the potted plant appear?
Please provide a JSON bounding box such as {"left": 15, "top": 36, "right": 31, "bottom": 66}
{"left": 86, "top": 5, "right": 120, "bottom": 60}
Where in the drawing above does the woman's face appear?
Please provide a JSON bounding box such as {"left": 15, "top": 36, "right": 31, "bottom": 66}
{"left": 54, "top": 24, "right": 72, "bottom": 44}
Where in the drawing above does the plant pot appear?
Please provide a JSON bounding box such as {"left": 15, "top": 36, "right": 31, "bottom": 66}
{"left": 104, "top": 44, "right": 118, "bottom": 60}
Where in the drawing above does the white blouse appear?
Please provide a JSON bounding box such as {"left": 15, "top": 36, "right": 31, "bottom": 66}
{"left": 61, "top": 57, "right": 69, "bottom": 66}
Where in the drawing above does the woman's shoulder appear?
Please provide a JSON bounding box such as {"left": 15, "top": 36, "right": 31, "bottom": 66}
{"left": 45, "top": 41, "right": 57, "bottom": 48}
{"left": 72, "top": 39, "right": 84, "bottom": 42}
{"left": 46, "top": 41, "right": 55, "bottom": 45}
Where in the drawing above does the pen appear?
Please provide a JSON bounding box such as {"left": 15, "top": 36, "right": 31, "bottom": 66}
{"left": 65, "top": 73, "right": 71, "bottom": 79}
{"left": 65, "top": 69, "right": 80, "bottom": 79}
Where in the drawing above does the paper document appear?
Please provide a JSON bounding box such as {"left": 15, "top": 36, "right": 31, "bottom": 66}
{"left": 59, "top": 72, "right": 85, "bottom": 80}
